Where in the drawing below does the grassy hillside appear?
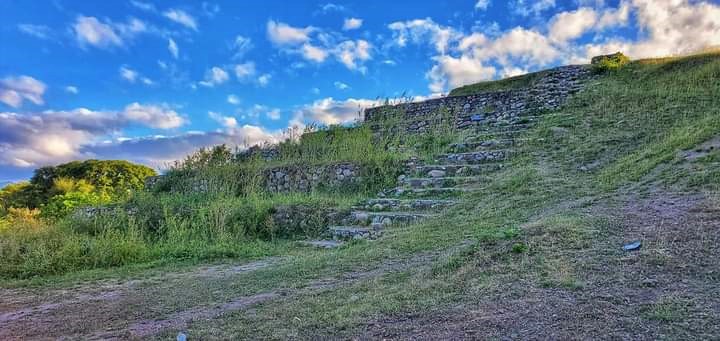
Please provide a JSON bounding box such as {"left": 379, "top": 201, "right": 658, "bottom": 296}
{"left": 1, "top": 51, "right": 719, "bottom": 339}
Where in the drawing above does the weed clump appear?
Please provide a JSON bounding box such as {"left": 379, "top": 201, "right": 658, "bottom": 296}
{"left": 591, "top": 52, "right": 630, "bottom": 73}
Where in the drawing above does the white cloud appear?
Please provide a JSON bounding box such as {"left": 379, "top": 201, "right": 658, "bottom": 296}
{"left": 0, "top": 103, "right": 188, "bottom": 168}
{"left": 549, "top": 7, "right": 598, "bottom": 42}
{"left": 302, "top": 43, "right": 329, "bottom": 62}
{"left": 295, "top": 97, "right": 382, "bottom": 125}
{"left": 343, "top": 18, "right": 363, "bottom": 30}
{"left": 0, "top": 76, "right": 47, "bottom": 108}
{"left": 199, "top": 67, "right": 229, "bottom": 87}
{"left": 65, "top": 86, "right": 79, "bottom": 94}
{"left": 428, "top": 55, "right": 496, "bottom": 92}
{"left": 202, "top": 2, "right": 220, "bottom": 17}
{"left": 512, "top": 0, "right": 556, "bottom": 17}
{"left": 17, "top": 24, "right": 52, "bottom": 40}
{"left": 266, "top": 20, "right": 313, "bottom": 46}
{"left": 168, "top": 38, "right": 179, "bottom": 59}
{"left": 119, "top": 66, "right": 139, "bottom": 83}
{"left": 209, "top": 111, "right": 237, "bottom": 128}
{"left": 266, "top": 109, "right": 281, "bottom": 120}
{"left": 257, "top": 74, "right": 271, "bottom": 87}
{"left": 311, "top": 87, "right": 320, "bottom": 95}
{"left": 334, "top": 81, "right": 350, "bottom": 90}
{"left": 335, "top": 40, "right": 372, "bottom": 71}
{"left": 71, "top": 15, "right": 151, "bottom": 49}
{"left": 129, "top": 0, "right": 156, "bottom": 12}
{"left": 231, "top": 35, "right": 253, "bottom": 59}
{"left": 163, "top": 9, "right": 198, "bottom": 31}
{"left": 234, "top": 62, "right": 256, "bottom": 80}
{"left": 319, "top": 3, "right": 347, "bottom": 13}
{"left": 388, "top": 18, "right": 461, "bottom": 54}
{"left": 122, "top": 103, "right": 186, "bottom": 129}
{"left": 227, "top": 94, "right": 240, "bottom": 105}
{"left": 73, "top": 16, "right": 123, "bottom": 48}
{"left": 475, "top": 0, "right": 491, "bottom": 10}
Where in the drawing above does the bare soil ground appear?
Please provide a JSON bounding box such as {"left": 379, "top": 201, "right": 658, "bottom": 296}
{"left": 0, "top": 244, "right": 468, "bottom": 340}
{"left": 358, "top": 190, "right": 720, "bottom": 340}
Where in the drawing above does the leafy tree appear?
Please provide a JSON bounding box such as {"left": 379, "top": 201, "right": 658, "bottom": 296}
{"left": 29, "top": 160, "right": 156, "bottom": 205}
{"left": 0, "top": 182, "right": 36, "bottom": 215}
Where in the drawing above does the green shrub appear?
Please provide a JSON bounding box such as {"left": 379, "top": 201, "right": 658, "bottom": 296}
{"left": 591, "top": 52, "right": 631, "bottom": 73}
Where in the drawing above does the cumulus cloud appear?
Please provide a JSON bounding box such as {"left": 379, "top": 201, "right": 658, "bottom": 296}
{"left": 71, "top": 15, "right": 152, "bottom": 49}
{"left": 0, "top": 76, "right": 47, "bottom": 108}
{"left": 549, "top": 7, "right": 598, "bottom": 42}
{"left": 199, "top": 66, "right": 229, "bottom": 87}
{"left": 343, "top": 18, "right": 363, "bottom": 30}
{"left": 122, "top": 103, "right": 186, "bottom": 129}
{"left": 267, "top": 20, "right": 313, "bottom": 45}
{"left": 388, "top": 18, "right": 461, "bottom": 54}
{"left": 392, "top": 0, "right": 720, "bottom": 93}
{"left": 302, "top": 43, "right": 329, "bottom": 62}
{"left": 335, "top": 40, "right": 372, "bottom": 72}
{"left": 163, "top": 9, "right": 198, "bottom": 31}
{"left": 209, "top": 111, "right": 237, "bottom": 128}
{"left": 73, "top": 16, "right": 124, "bottom": 48}
{"left": 428, "top": 55, "right": 496, "bottom": 92}
{"left": 234, "top": 62, "right": 256, "bottom": 80}
{"left": 65, "top": 86, "right": 79, "bottom": 94}
{"left": 0, "top": 103, "right": 187, "bottom": 168}
{"left": 85, "top": 126, "right": 279, "bottom": 170}
{"left": 294, "top": 97, "right": 382, "bottom": 125}
{"left": 511, "top": 0, "right": 556, "bottom": 17}
{"left": 168, "top": 38, "right": 179, "bottom": 59}
{"left": 266, "top": 20, "right": 372, "bottom": 71}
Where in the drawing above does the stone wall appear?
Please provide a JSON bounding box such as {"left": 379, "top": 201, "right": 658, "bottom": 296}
{"left": 364, "top": 65, "right": 591, "bottom": 134}
{"left": 264, "top": 162, "right": 362, "bottom": 193}
{"left": 270, "top": 204, "right": 346, "bottom": 237}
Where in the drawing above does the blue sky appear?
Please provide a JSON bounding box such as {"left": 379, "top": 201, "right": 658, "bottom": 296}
{"left": 1, "top": 0, "right": 719, "bottom": 182}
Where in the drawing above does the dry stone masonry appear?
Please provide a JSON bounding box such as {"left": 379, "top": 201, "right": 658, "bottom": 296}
{"left": 264, "top": 163, "right": 362, "bottom": 193}
{"left": 363, "top": 65, "right": 591, "bottom": 135}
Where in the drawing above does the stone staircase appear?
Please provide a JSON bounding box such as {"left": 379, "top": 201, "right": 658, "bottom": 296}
{"left": 302, "top": 123, "right": 530, "bottom": 248}
{"left": 302, "top": 66, "right": 592, "bottom": 248}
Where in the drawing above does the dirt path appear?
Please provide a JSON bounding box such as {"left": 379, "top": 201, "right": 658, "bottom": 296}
{"left": 358, "top": 191, "right": 720, "bottom": 340}
{"left": 0, "top": 259, "right": 279, "bottom": 340}
{"left": 0, "top": 242, "right": 469, "bottom": 340}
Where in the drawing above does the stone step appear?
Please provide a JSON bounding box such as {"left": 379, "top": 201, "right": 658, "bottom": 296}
{"left": 464, "top": 129, "right": 530, "bottom": 140}
{"left": 301, "top": 240, "right": 344, "bottom": 248}
{"left": 354, "top": 198, "right": 458, "bottom": 211}
{"left": 329, "top": 226, "right": 381, "bottom": 240}
{"left": 448, "top": 139, "right": 515, "bottom": 153}
{"left": 347, "top": 210, "right": 436, "bottom": 226}
{"left": 400, "top": 176, "right": 489, "bottom": 189}
{"left": 409, "top": 163, "right": 506, "bottom": 177}
{"left": 459, "top": 122, "right": 534, "bottom": 133}
{"left": 436, "top": 150, "right": 511, "bottom": 164}
{"left": 387, "top": 187, "right": 483, "bottom": 199}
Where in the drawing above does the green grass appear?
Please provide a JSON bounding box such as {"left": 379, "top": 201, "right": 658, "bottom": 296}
{"left": 155, "top": 51, "right": 720, "bottom": 339}
{"left": 2, "top": 51, "right": 720, "bottom": 340}
{"left": 448, "top": 69, "right": 550, "bottom": 96}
